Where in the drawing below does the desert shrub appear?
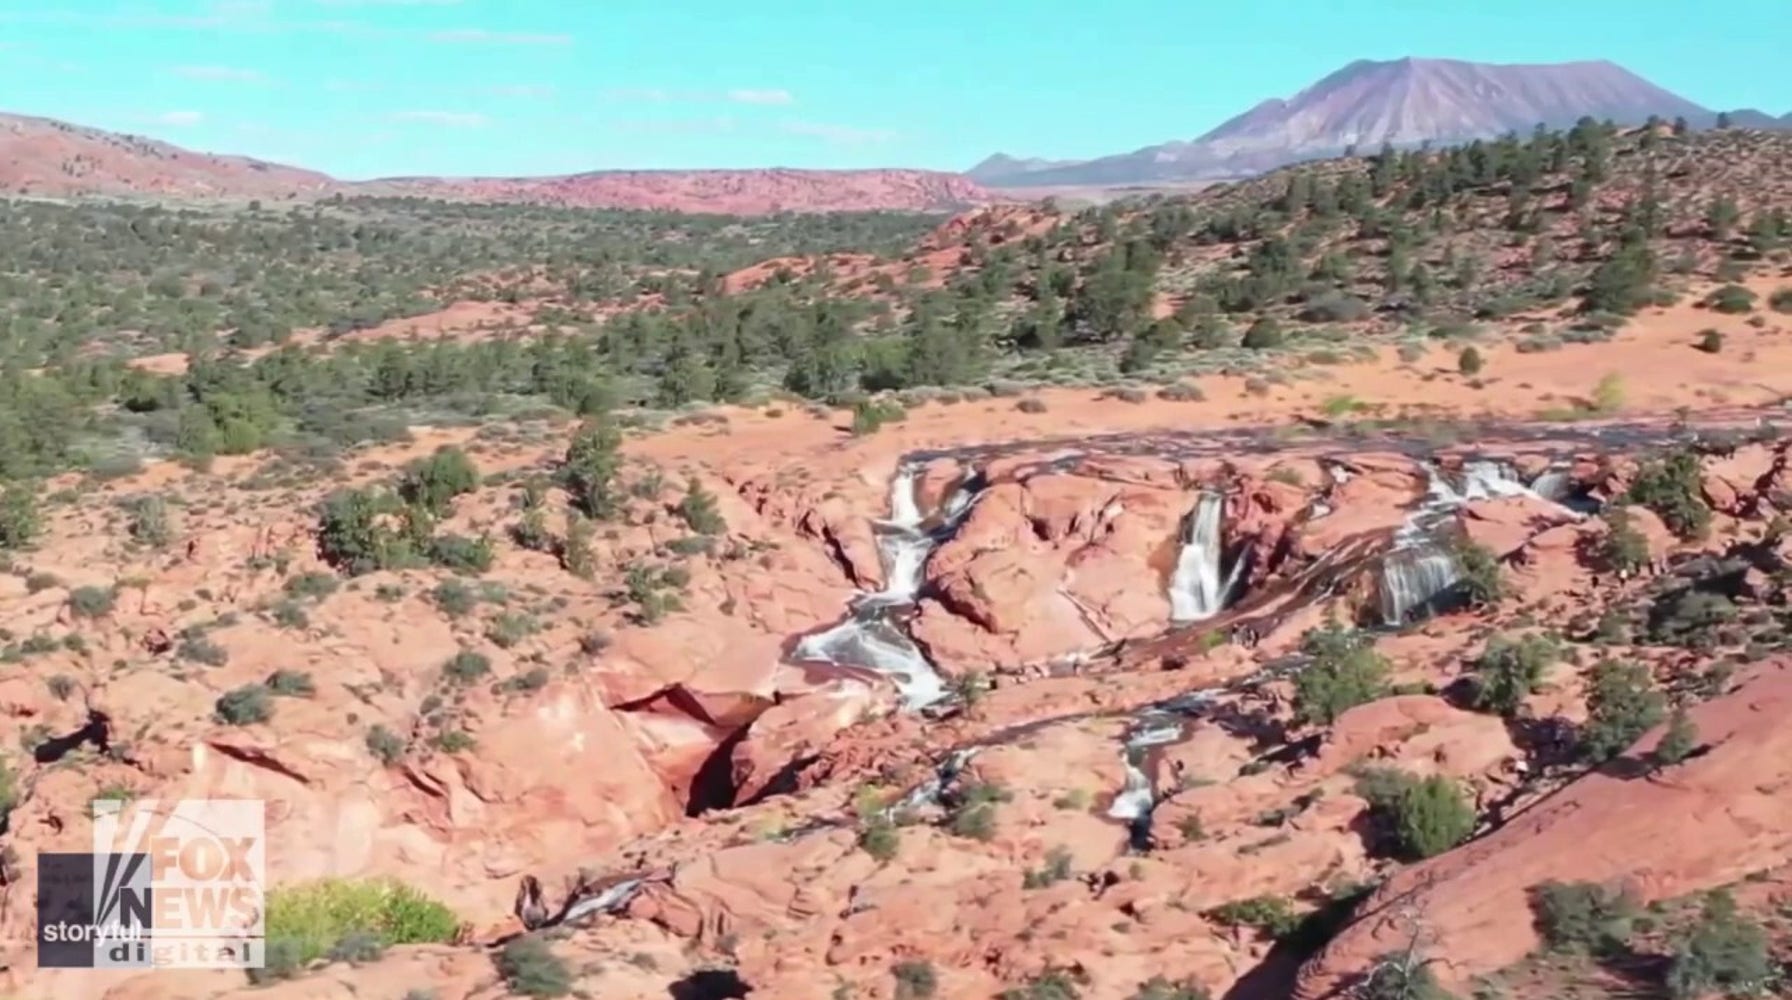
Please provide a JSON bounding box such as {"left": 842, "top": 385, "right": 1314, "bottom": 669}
{"left": 1696, "top": 329, "right": 1725, "bottom": 353}
{"left": 178, "top": 634, "right": 229, "bottom": 666}
{"left": 484, "top": 611, "right": 539, "bottom": 649}
{"left": 1292, "top": 621, "right": 1389, "bottom": 726}
{"left": 998, "top": 968, "right": 1085, "bottom": 1000}
{"left": 443, "top": 650, "right": 491, "bottom": 684}
{"left": 328, "top": 929, "right": 385, "bottom": 965}
{"left": 1531, "top": 881, "right": 1638, "bottom": 954}
{"left": 400, "top": 446, "right": 479, "bottom": 516}
{"left": 859, "top": 815, "right": 900, "bottom": 862}
{"left": 1598, "top": 504, "right": 1652, "bottom": 573}
{"left": 1769, "top": 287, "right": 1792, "bottom": 314}
{"left": 1354, "top": 768, "right": 1474, "bottom": 860}
{"left": 851, "top": 399, "right": 906, "bottom": 435}
{"left": 677, "top": 477, "right": 726, "bottom": 535}
{"left": 266, "top": 669, "right": 315, "bottom": 697}
{"left": 1627, "top": 448, "right": 1711, "bottom": 539}
{"left": 1456, "top": 346, "right": 1484, "bottom": 376}
{"left": 316, "top": 488, "right": 406, "bottom": 575}
{"left": 266, "top": 878, "right": 458, "bottom": 971}
{"left": 283, "top": 572, "right": 338, "bottom": 601}
{"left": 67, "top": 585, "right": 117, "bottom": 618}
{"left": 365, "top": 725, "right": 405, "bottom": 765}
{"left": 1241, "top": 317, "right": 1285, "bottom": 350}
{"left": 1648, "top": 589, "right": 1737, "bottom": 646}
{"left": 1361, "top": 954, "right": 1454, "bottom": 1000}
{"left": 1207, "top": 895, "right": 1301, "bottom": 939}
{"left": 1470, "top": 633, "right": 1558, "bottom": 716}
{"left": 1592, "top": 372, "right": 1626, "bottom": 413}
{"left": 1156, "top": 382, "right": 1204, "bottom": 402}
{"left": 1015, "top": 397, "right": 1049, "bottom": 413}
{"left": 127, "top": 495, "right": 172, "bottom": 548}
{"left": 214, "top": 684, "right": 272, "bottom": 726}
{"left": 1128, "top": 978, "right": 1211, "bottom": 1000}
{"left": 1021, "top": 846, "right": 1075, "bottom": 889}
{"left": 1666, "top": 891, "right": 1772, "bottom": 999}
{"left": 946, "top": 781, "right": 1010, "bottom": 841}
{"left": 431, "top": 579, "right": 478, "bottom": 617}
{"left": 495, "top": 935, "right": 572, "bottom": 998}
{"left": 427, "top": 533, "right": 493, "bottom": 575}
{"left": 1655, "top": 707, "right": 1699, "bottom": 765}
{"left": 0, "top": 486, "right": 40, "bottom": 549}
{"left": 892, "top": 959, "right": 938, "bottom": 999}
{"left": 1704, "top": 284, "right": 1757, "bottom": 315}
{"left": 1578, "top": 659, "right": 1665, "bottom": 763}
{"left": 1452, "top": 538, "right": 1505, "bottom": 608}
{"left": 1302, "top": 291, "right": 1370, "bottom": 323}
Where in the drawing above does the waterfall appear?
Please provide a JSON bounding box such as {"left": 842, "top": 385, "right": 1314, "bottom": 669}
{"left": 1378, "top": 545, "right": 1464, "bottom": 625}
{"left": 1106, "top": 693, "right": 1216, "bottom": 848}
{"left": 1168, "top": 492, "right": 1244, "bottom": 623}
{"left": 791, "top": 465, "right": 985, "bottom": 710}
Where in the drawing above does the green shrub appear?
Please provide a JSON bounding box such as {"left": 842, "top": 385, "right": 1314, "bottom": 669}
{"left": 67, "top": 585, "right": 117, "bottom": 618}
{"left": 892, "top": 959, "right": 938, "bottom": 999}
{"left": 859, "top": 815, "right": 900, "bottom": 862}
{"left": 495, "top": 934, "right": 572, "bottom": 998}
{"left": 266, "top": 878, "right": 459, "bottom": 971}
{"left": 365, "top": 725, "right": 406, "bottom": 765}
{"left": 178, "top": 634, "right": 229, "bottom": 666}
{"left": 0, "top": 486, "right": 40, "bottom": 549}
{"left": 400, "top": 446, "right": 479, "bottom": 516}
{"left": 1578, "top": 659, "right": 1665, "bottom": 763}
{"left": 1207, "top": 895, "right": 1301, "bottom": 939}
{"left": 1128, "top": 977, "right": 1210, "bottom": 1000}
{"left": 427, "top": 533, "right": 493, "bottom": 575}
{"left": 128, "top": 495, "right": 172, "bottom": 548}
{"left": 1293, "top": 621, "right": 1390, "bottom": 725}
{"left": 1241, "top": 317, "right": 1285, "bottom": 350}
{"left": 1022, "top": 846, "right": 1075, "bottom": 889}
{"left": 1599, "top": 504, "right": 1652, "bottom": 574}
{"left": 946, "top": 781, "right": 1010, "bottom": 841}
{"left": 1452, "top": 539, "right": 1505, "bottom": 608}
{"left": 1016, "top": 397, "right": 1049, "bottom": 413}
{"left": 677, "top": 477, "right": 727, "bottom": 535}
{"left": 851, "top": 399, "right": 906, "bottom": 435}
{"left": 1696, "top": 329, "right": 1725, "bottom": 353}
{"left": 1666, "top": 891, "right": 1772, "bottom": 999}
{"left": 266, "top": 669, "right": 315, "bottom": 697}
{"left": 1354, "top": 768, "right": 1475, "bottom": 860}
{"left": 1627, "top": 448, "right": 1711, "bottom": 539}
{"left": 1704, "top": 284, "right": 1757, "bottom": 315}
{"left": 1530, "top": 880, "right": 1638, "bottom": 954}
{"left": 431, "top": 579, "right": 478, "bottom": 617}
{"left": 284, "top": 572, "right": 339, "bottom": 601}
{"left": 214, "top": 684, "right": 272, "bottom": 726}
{"left": 443, "top": 650, "right": 491, "bottom": 684}
{"left": 1768, "top": 287, "right": 1792, "bottom": 315}
{"left": 998, "top": 968, "right": 1085, "bottom": 1000}
{"left": 1655, "top": 707, "right": 1699, "bottom": 765}
{"left": 1470, "top": 633, "right": 1558, "bottom": 716}
{"left": 1456, "top": 346, "right": 1484, "bottom": 376}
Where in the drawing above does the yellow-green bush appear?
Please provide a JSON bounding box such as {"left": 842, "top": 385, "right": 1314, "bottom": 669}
{"left": 264, "top": 878, "right": 458, "bottom": 968}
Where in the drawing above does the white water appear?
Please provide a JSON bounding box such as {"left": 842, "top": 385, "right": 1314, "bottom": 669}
{"left": 1168, "top": 492, "right": 1245, "bottom": 622}
{"left": 792, "top": 465, "right": 984, "bottom": 710}
{"left": 1378, "top": 544, "right": 1465, "bottom": 625}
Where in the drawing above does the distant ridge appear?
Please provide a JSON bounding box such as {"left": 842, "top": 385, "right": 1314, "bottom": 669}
{"left": 975, "top": 57, "right": 1731, "bottom": 188}
{"left": 0, "top": 111, "right": 990, "bottom": 214}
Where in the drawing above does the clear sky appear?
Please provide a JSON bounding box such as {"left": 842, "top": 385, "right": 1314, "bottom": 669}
{"left": 1, "top": 0, "right": 1787, "bottom": 179}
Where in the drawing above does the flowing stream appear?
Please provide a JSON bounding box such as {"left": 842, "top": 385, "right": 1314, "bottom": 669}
{"left": 791, "top": 465, "right": 985, "bottom": 709}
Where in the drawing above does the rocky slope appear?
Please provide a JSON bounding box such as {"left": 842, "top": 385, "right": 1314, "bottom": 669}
{"left": 977, "top": 57, "right": 1715, "bottom": 187}
{"left": 0, "top": 111, "right": 989, "bottom": 213}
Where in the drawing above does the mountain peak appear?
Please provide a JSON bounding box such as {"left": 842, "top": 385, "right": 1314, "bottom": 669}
{"left": 975, "top": 57, "right": 1713, "bottom": 188}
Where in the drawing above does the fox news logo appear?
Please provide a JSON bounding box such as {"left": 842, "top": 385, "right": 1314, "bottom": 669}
{"left": 38, "top": 799, "right": 266, "bottom": 970}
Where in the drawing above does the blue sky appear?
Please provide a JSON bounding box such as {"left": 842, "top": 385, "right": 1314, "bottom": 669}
{"left": 1, "top": 0, "right": 1787, "bottom": 179}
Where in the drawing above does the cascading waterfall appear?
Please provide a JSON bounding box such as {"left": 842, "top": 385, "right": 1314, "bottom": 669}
{"left": 1168, "top": 492, "right": 1245, "bottom": 623}
{"left": 1378, "top": 545, "right": 1465, "bottom": 625}
{"left": 1107, "top": 691, "right": 1217, "bottom": 848}
{"left": 791, "top": 465, "right": 985, "bottom": 710}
